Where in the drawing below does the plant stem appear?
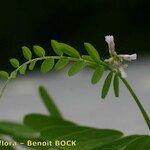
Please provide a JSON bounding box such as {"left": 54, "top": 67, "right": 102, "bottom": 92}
{"left": 120, "top": 77, "right": 150, "bottom": 131}
{"left": 0, "top": 78, "right": 11, "bottom": 98}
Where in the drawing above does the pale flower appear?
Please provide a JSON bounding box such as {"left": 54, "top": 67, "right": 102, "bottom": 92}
{"left": 119, "top": 54, "right": 137, "bottom": 61}
{"left": 105, "top": 35, "right": 115, "bottom": 53}
{"left": 105, "top": 35, "right": 137, "bottom": 78}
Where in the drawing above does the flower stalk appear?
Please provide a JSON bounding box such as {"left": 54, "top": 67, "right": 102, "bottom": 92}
{"left": 105, "top": 35, "right": 150, "bottom": 131}
{"left": 120, "top": 77, "right": 150, "bottom": 131}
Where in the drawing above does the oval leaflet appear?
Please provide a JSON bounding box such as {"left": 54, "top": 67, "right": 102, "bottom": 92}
{"left": 41, "top": 58, "right": 54, "bottom": 73}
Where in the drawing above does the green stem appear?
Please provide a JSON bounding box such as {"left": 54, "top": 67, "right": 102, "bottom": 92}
{"left": 15, "top": 55, "right": 96, "bottom": 72}
{"left": 0, "top": 78, "right": 11, "bottom": 98}
{"left": 120, "top": 77, "right": 150, "bottom": 131}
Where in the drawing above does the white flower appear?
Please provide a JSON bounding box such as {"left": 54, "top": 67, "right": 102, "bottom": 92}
{"left": 119, "top": 54, "right": 137, "bottom": 61}
{"left": 105, "top": 35, "right": 115, "bottom": 53}
{"left": 105, "top": 35, "right": 137, "bottom": 78}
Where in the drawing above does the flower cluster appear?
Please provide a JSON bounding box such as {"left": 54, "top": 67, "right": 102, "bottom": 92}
{"left": 105, "top": 35, "right": 137, "bottom": 78}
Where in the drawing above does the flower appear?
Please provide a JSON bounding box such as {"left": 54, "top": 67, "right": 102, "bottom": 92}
{"left": 105, "top": 35, "right": 115, "bottom": 53}
{"left": 105, "top": 35, "right": 137, "bottom": 78}
{"left": 119, "top": 54, "right": 137, "bottom": 61}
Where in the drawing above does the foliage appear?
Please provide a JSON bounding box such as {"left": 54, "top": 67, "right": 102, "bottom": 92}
{"left": 0, "top": 87, "right": 149, "bottom": 150}
{"left": 0, "top": 38, "right": 149, "bottom": 149}
{"left": 0, "top": 41, "right": 120, "bottom": 99}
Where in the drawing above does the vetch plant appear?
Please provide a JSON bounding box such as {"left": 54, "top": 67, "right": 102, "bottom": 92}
{"left": 0, "top": 35, "right": 149, "bottom": 133}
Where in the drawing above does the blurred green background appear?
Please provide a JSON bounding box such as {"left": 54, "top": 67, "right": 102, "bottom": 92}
{"left": 0, "top": 0, "right": 150, "bottom": 69}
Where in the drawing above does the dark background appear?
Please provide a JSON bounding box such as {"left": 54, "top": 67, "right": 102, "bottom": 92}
{"left": 0, "top": 0, "right": 150, "bottom": 69}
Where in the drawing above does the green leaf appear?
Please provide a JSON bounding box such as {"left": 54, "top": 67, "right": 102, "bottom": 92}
{"left": 39, "top": 86, "right": 63, "bottom": 119}
{"left": 68, "top": 61, "right": 86, "bottom": 76}
{"left": 41, "top": 126, "right": 123, "bottom": 150}
{"left": 41, "top": 58, "right": 54, "bottom": 73}
{"left": 96, "top": 135, "right": 150, "bottom": 150}
{"left": 0, "top": 122, "right": 43, "bottom": 149}
{"left": 113, "top": 73, "right": 119, "bottom": 97}
{"left": 19, "top": 64, "right": 27, "bottom": 75}
{"left": 123, "top": 136, "right": 150, "bottom": 150}
{"left": 41, "top": 126, "right": 89, "bottom": 140}
{"left": 82, "top": 55, "right": 98, "bottom": 69}
{"left": 51, "top": 40, "right": 63, "bottom": 56}
{"left": 60, "top": 43, "right": 80, "bottom": 58}
{"left": 101, "top": 72, "right": 113, "bottom": 99}
{"left": 10, "top": 71, "right": 17, "bottom": 79}
{"left": 82, "top": 55, "right": 94, "bottom": 61}
{"left": 0, "top": 122, "right": 37, "bottom": 138}
{"left": 22, "top": 46, "right": 32, "bottom": 60}
{"left": 29, "top": 60, "right": 36, "bottom": 70}
{"left": 33, "top": 45, "right": 45, "bottom": 57}
{"left": 54, "top": 57, "right": 69, "bottom": 70}
{"left": 91, "top": 66, "right": 104, "bottom": 84}
{"left": 10, "top": 58, "right": 19, "bottom": 68}
{"left": 23, "top": 114, "right": 76, "bottom": 131}
{"left": 84, "top": 43, "right": 100, "bottom": 62}
{"left": 0, "top": 71, "right": 9, "bottom": 79}
{"left": 97, "top": 135, "right": 141, "bottom": 150}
